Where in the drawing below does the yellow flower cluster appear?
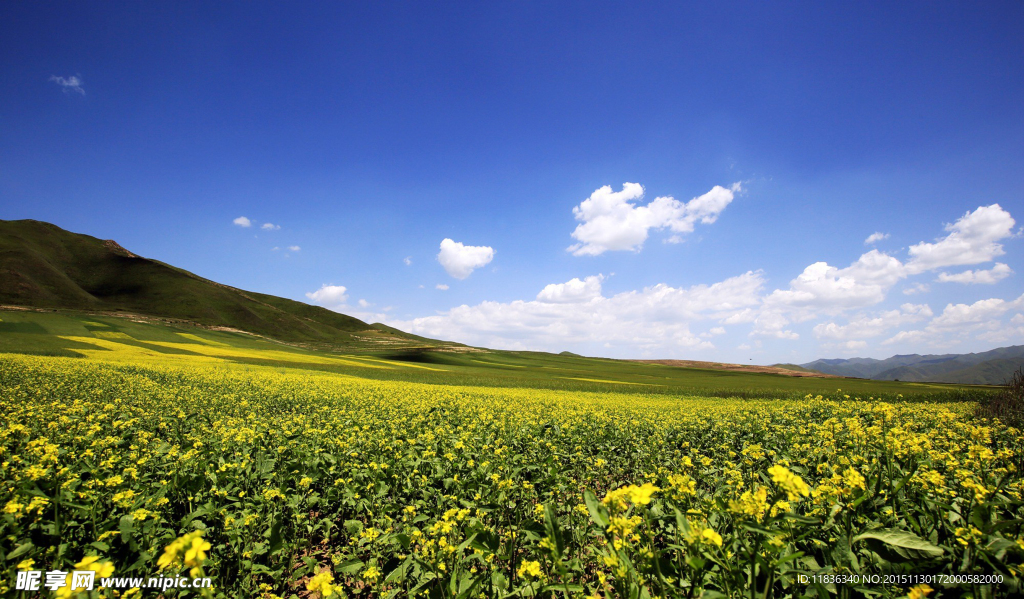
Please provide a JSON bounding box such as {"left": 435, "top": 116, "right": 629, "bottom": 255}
{"left": 767, "top": 465, "right": 810, "bottom": 500}
{"left": 157, "top": 530, "right": 210, "bottom": 575}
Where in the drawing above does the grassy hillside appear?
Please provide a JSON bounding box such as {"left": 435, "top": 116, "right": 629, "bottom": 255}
{"left": 0, "top": 219, "right": 452, "bottom": 349}
{"left": 0, "top": 308, "right": 996, "bottom": 402}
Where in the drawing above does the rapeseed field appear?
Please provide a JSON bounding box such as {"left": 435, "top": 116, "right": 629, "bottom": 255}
{"left": 1, "top": 352, "right": 1021, "bottom": 598}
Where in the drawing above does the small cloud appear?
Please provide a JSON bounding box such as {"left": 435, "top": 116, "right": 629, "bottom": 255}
{"left": 404, "top": 256, "right": 412, "bottom": 266}
{"left": 358, "top": 299, "right": 371, "bottom": 308}
{"left": 864, "top": 232, "right": 889, "bottom": 245}
{"left": 737, "top": 343, "right": 752, "bottom": 350}
{"left": 306, "top": 285, "right": 348, "bottom": 306}
{"left": 436, "top": 284, "right": 449, "bottom": 290}
{"left": 288, "top": 245, "right": 301, "bottom": 252}
{"left": 271, "top": 247, "right": 280, "bottom": 251}
{"left": 233, "top": 216, "right": 252, "bottom": 228}
{"left": 903, "top": 283, "right": 930, "bottom": 295}
{"left": 50, "top": 75, "right": 85, "bottom": 95}
{"left": 437, "top": 238, "right": 494, "bottom": 279}
{"left": 261, "top": 223, "right": 280, "bottom": 231}
{"left": 536, "top": 275, "right": 604, "bottom": 303}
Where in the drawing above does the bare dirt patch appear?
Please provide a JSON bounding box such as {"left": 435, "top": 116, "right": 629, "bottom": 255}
{"left": 631, "top": 359, "right": 843, "bottom": 378}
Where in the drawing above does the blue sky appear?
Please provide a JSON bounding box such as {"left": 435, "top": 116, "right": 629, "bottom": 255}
{"left": 2, "top": 2, "right": 1022, "bottom": 362}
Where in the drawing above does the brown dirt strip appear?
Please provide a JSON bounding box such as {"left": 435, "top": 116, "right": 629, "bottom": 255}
{"left": 630, "top": 359, "right": 844, "bottom": 378}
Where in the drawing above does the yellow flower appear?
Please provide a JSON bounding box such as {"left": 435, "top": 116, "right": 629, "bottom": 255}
{"left": 363, "top": 565, "right": 381, "bottom": 582}
{"left": 768, "top": 465, "right": 810, "bottom": 500}
{"left": 75, "top": 555, "right": 116, "bottom": 578}
{"left": 306, "top": 569, "right": 336, "bottom": 597}
{"left": 602, "top": 482, "right": 660, "bottom": 511}
{"left": 907, "top": 584, "right": 933, "bottom": 599}
{"left": 700, "top": 528, "right": 723, "bottom": 547}
{"left": 158, "top": 531, "right": 209, "bottom": 570}
{"left": 842, "top": 467, "right": 866, "bottom": 492}
{"left": 627, "top": 482, "right": 660, "bottom": 506}
{"left": 17, "top": 558, "right": 35, "bottom": 570}
{"left": 517, "top": 560, "right": 543, "bottom": 578}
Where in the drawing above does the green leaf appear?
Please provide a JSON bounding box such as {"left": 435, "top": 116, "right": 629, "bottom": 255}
{"left": 584, "top": 490, "right": 609, "bottom": 529}
{"left": 8, "top": 542, "right": 34, "bottom": 560}
{"left": 543, "top": 502, "right": 565, "bottom": 559}
{"left": 118, "top": 514, "right": 134, "bottom": 542}
{"left": 852, "top": 528, "right": 943, "bottom": 560}
{"left": 344, "top": 519, "right": 364, "bottom": 536}
{"left": 268, "top": 518, "right": 285, "bottom": 555}
{"left": 337, "top": 558, "right": 364, "bottom": 575}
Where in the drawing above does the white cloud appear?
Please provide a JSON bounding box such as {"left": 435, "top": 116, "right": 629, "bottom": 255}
{"left": 750, "top": 311, "right": 798, "bottom": 339}
{"left": 233, "top": 216, "right": 252, "bottom": 228}
{"left": 902, "top": 283, "right": 930, "bottom": 295}
{"left": 404, "top": 256, "right": 412, "bottom": 266}
{"left": 388, "top": 271, "right": 763, "bottom": 354}
{"left": 567, "top": 182, "right": 739, "bottom": 256}
{"left": 766, "top": 250, "right": 906, "bottom": 313}
{"left": 436, "top": 284, "right": 449, "bottom": 290}
{"left": 288, "top": 245, "right": 301, "bottom": 252}
{"left": 700, "top": 327, "right": 727, "bottom": 339}
{"left": 864, "top": 232, "right": 889, "bottom": 245}
{"left": 1013, "top": 314, "right": 1024, "bottom": 325}
{"left": 906, "top": 204, "right": 1015, "bottom": 273}
{"left": 881, "top": 294, "right": 1024, "bottom": 347}
{"left": 306, "top": 285, "right": 349, "bottom": 307}
{"left": 50, "top": 75, "right": 85, "bottom": 95}
{"left": 305, "top": 286, "right": 389, "bottom": 324}
{"left": 261, "top": 223, "right": 280, "bottom": 231}
{"left": 929, "top": 296, "right": 1020, "bottom": 329}
{"left": 271, "top": 247, "right": 280, "bottom": 251}
{"left": 812, "top": 304, "right": 932, "bottom": 340}
{"left": 437, "top": 239, "right": 494, "bottom": 279}
{"left": 536, "top": 275, "right": 604, "bottom": 303}
{"left": 936, "top": 263, "right": 1012, "bottom": 285}
{"left": 880, "top": 330, "right": 930, "bottom": 346}
{"left": 722, "top": 308, "right": 757, "bottom": 324}
{"left": 976, "top": 324, "right": 1024, "bottom": 345}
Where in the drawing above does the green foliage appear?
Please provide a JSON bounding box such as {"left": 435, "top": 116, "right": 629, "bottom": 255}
{"left": 1, "top": 354, "right": 1020, "bottom": 598}
{"left": 977, "top": 367, "right": 1024, "bottom": 427}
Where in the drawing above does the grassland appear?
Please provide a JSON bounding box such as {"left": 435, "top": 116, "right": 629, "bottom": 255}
{"left": 0, "top": 309, "right": 995, "bottom": 402}
{"left": 1, "top": 308, "right": 1018, "bottom": 598}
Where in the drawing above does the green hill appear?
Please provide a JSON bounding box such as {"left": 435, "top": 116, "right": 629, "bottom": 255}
{"left": 0, "top": 219, "right": 447, "bottom": 349}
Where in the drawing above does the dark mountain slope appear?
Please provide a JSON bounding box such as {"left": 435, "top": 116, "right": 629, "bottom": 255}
{"left": 0, "top": 219, "right": 421, "bottom": 345}
{"left": 804, "top": 346, "right": 1024, "bottom": 385}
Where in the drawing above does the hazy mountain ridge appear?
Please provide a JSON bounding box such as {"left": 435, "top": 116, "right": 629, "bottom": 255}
{"left": 803, "top": 346, "right": 1024, "bottom": 385}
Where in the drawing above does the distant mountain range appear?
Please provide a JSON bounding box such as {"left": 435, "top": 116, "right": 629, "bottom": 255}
{"left": 802, "top": 346, "right": 1024, "bottom": 385}
{"left": 0, "top": 219, "right": 454, "bottom": 350}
